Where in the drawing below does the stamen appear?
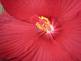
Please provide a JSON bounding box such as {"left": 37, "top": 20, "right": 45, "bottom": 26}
{"left": 36, "top": 16, "right": 54, "bottom": 33}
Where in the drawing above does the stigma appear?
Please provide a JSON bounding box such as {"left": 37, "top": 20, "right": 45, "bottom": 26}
{"left": 36, "top": 16, "right": 54, "bottom": 33}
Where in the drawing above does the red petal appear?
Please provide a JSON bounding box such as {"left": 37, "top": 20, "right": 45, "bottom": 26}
{"left": 1, "top": 0, "right": 61, "bottom": 20}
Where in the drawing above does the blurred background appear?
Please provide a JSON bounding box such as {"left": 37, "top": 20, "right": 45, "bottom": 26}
{"left": 0, "top": 3, "right": 4, "bottom": 14}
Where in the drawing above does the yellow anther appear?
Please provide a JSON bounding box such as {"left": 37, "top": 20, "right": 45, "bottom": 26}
{"left": 36, "top": 16, "right": 54, "bottom": 33}
{"left": 39, "top": 16, "right": 50, "bottom": 24}
{"left": 36, "top": 22, "right": 44, "bottom": 31}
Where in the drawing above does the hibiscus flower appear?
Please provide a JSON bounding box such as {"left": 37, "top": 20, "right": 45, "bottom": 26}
{"left": 0, "top": 0, "right": 81, "bottom": 61}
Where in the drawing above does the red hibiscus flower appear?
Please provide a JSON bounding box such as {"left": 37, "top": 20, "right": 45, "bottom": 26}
{"left": 0, "top": 0, "right": 81, "bottom": 61}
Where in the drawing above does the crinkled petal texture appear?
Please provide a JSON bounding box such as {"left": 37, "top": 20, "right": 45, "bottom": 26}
{"left": 0, "top": 0, "right": 81, "bottom": 61}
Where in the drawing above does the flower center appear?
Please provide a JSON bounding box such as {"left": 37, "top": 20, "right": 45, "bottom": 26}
{"left": 36, "top": 16, "right": 54, "bottom": 33}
